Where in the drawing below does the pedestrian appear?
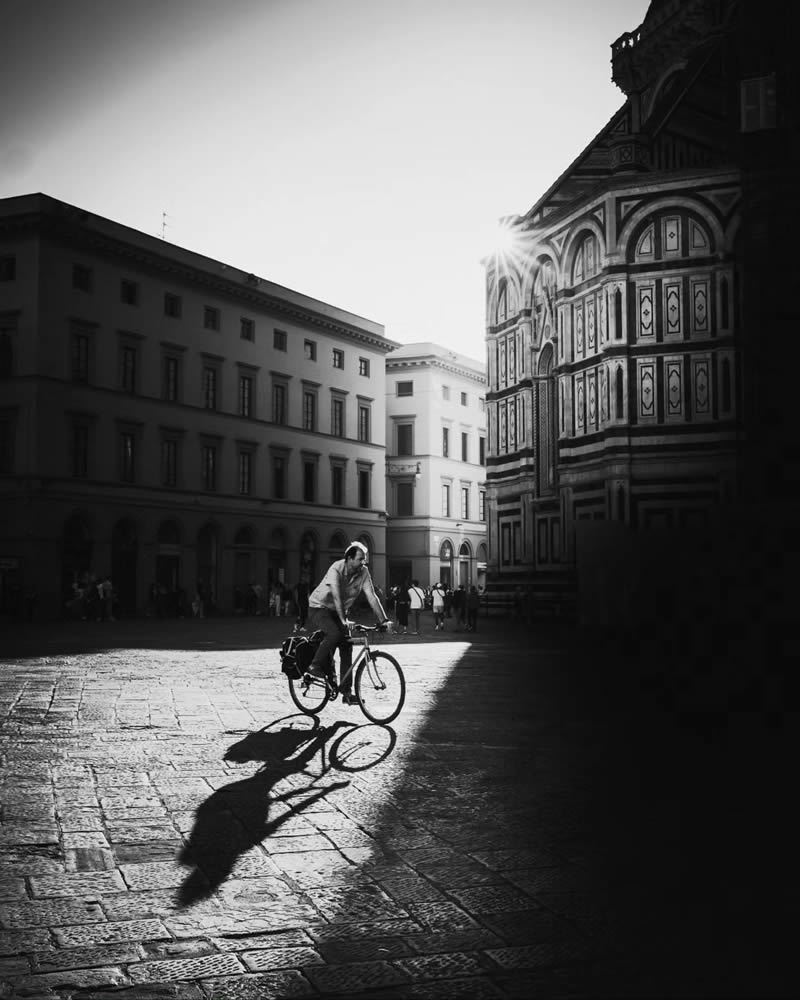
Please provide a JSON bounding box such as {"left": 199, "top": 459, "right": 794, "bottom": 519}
{"left": 100, "top": 575, "right": 115, "bottom": 621}
{"left": 452, "top": 584, "right": 466, "bottom": 630}
{"left": 466, "top": 585, "right": 480, "bottom": 632}
{"left": 408, "top": 579, "right": 425, "bottom": 635}
{"left": 304, "top": 541, "right": 392, "bottom": 705}
{"left": 295, "top": 578, "right": 310, "bottom": 626}
{"left": 395, "top": 580, "right": 410, "bottom": 635}
{"left": 444, "top": 587, "right": 453, "bottom": 619}
{"left": 431, "top": 582, "right": 445, "bottom": 630}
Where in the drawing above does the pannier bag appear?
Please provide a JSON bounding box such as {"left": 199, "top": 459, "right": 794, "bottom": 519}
{"left": 280, "top": 630, "right": 324, "bottom": 677}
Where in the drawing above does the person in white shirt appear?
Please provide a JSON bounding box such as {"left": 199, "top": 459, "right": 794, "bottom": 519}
{"left": 408, "top": 579, "right": 425, "bottom": 635}
{"left": 305, "top": 542, "right": 392, "bottom": 705}
{"left": 431, "top": 582, "right": 445, "bottom": 630}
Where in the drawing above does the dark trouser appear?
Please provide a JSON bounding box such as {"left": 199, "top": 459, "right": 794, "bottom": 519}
{"left": 308, "top": 607, "right": 352, "bottom": 693}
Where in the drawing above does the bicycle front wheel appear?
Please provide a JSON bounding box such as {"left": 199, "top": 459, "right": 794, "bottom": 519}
{"left": 355, "top": 651, "right": 405, "bottom": 725}
{"left": 288, "top": 670, "right": 330, "bottom": 716}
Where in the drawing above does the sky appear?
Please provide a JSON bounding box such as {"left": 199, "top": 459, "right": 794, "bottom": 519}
{"left": 1, "top": 0, "right": 649, "bottom": 362}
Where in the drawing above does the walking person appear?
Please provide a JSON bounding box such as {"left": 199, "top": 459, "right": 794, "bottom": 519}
{"left": 395, "top": 581, "right": 411, "bottom": 635}
{"left": 408, "top": 579, "right": 425, "bottom": 635}
{"left": 452, "top": 584, "right": 466, "bottom": 630}
{"left": 304, "top": 542, "right": 392, "bottom": 705}
{"left": 431, "top": 582, "right": 445, "bottom": 630}
{"left": 466, "top": 585, "right": 480, "bottom": 632}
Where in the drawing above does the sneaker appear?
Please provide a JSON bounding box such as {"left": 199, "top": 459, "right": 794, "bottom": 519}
{"left": 341, "top": 692, "right": 357, "bottom": 705}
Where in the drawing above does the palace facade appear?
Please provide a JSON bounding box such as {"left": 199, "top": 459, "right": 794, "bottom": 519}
{"left": 385, "top": 343, "right": 487, "bottom": 592}
{"left": 0, "top": 194, "right": 398, "bottom": 619}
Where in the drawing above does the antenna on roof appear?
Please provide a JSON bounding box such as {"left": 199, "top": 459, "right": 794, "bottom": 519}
{"left": 160, "top": 211, "right": 170, "bottom": 240}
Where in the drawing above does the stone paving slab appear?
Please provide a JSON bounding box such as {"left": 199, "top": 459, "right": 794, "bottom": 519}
{"left": 0, "top": 614, "right": 794, "bottom": 997}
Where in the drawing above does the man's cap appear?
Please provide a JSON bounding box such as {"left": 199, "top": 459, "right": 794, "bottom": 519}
{"left": 347, "top": 541, "right": 369, "bottom": 557}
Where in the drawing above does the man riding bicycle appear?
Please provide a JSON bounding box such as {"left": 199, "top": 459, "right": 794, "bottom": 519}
{"left": 305, "top": 542, "right": 392, "bottom": 704}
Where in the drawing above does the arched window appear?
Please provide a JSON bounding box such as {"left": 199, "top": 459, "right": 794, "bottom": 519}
{"left": 572, "top": 233, "right": 599, "bottom": 284}
{"left": 615, "top": 366, "right": 624, "bottom": 419}
{"left": 496, "top": 278, "right": 508, "bottom": 324}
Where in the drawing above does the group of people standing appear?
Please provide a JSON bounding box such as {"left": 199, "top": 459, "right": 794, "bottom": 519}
{"left": 389, "top": 580, "right": 481, "bottom": 634}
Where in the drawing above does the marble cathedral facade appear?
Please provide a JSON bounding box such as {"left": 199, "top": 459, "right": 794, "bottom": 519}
{"left": 483, "top": 0, "right": 789, "bottom": 626}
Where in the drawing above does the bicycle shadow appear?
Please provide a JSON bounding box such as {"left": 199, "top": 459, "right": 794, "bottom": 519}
{"left": 176, "top": 715, "right": 352, "bottom": 906}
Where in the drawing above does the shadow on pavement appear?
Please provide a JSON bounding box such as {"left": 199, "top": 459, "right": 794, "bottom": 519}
{"left": 177, "top": 717, "right": 352, "bottom": 906}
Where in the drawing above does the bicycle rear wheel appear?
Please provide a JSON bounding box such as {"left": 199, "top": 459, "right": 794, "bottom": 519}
{"left": 355, "top": 651, "right": 405, "bottom": 724}
{"left": 288, "top": 670, "right": 330, "bottom": 715}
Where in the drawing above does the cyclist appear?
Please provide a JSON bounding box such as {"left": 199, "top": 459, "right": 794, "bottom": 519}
{"left": 305, "top": 542, "right": 392, "bottom": 704}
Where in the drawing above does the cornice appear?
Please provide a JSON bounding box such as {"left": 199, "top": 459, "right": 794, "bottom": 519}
{"left": 1, "top": 202, "right": 398, "bottom": 354}
{"left": 386, "top": 354, "right": 486, "bottom": 385}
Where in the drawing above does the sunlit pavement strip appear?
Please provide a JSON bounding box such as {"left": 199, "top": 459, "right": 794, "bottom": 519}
{"left": 0, "top": 615, "right": 748, "bottom": 997}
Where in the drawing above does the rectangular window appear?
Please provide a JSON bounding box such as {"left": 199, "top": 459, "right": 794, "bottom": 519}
{"left": 204, "top": 305, "right": 220, "bottom": 331}
{"left": 238, "top": 374, "right": 253, "bottom": 418}
{"left": 272, "top": 454, "right": 286, "bottom": 499}
{"left": 332, "top": 465, "right": 344, "bottom": 505}
{"left": 120, "top": 432, "right": 136, "bottom": 483}
{"left": 163, "top": 356, "right": 179, "bottom": 402}
{"left": 461, "top": 391, "right": 468, "bottom": 406}
{"left": 332, "top": 348, "right": 344, "bottom": 369}
{"left": 202, "top": 444, "right": 217, "bottom": 491}
{"left": 397, "top": 423, "right": 413, "bottom": 456}
{"left": 164, "top": 292, "right": 182, "bottom": 318}
{"left": 397, "top": 481, "right": 413, "bottom": 516}
{"left": 359, "top": 357, "right": 370, "bottom": 377}
{"left": 442, "top": 385, "right": 450, "bottom": 401}
{"left": 72, "top": 263, "right": 92, "bottom": 291}
{"left": 303, "top": 461, "right": 316, "bottom": 502}
{"left": 240, "top": 317, "right": 254, "bottom": 341}
{"left": 239, "top": 451, "right": 252, "bottom": 495}
{"left": 273, "top": 328, "right": 287, "bottom": 351}
{"left": 71, "top": 333, "right": 90, "bottom": 382}
{"left": 479, "top": 490, "right": 486, "bottom": 522}
{"left": 741, "top": 74, "right": 777, "bottom": 132}
{"left": 397, "top": 380, "right": 413, "bottom": 396}
{"left": 121, "top": 345, "right": 137, "bottom": 393}
{"left": 161, "top": 439, "right": 177, "bottom": 488}
{"left": 442, "top": 484, "right": 451, "bottom": 517}
{"left": 461, "top": 432, "right": 468, "bottom": 462}
{"left": 0, "top": 256, "right": 16, "bottom": 281}
{"left": 461, "top": 486, "right": 470, "bottom": 520}
{"left": 358, "top": 468, "right": 370, "bottom": 509}
{"left": 72, "top": 425, "right": 88, "bottom": 478}
{"left": 272, "top": 383, "right": 287, "bottom": 424}
{"left": 358, "top": 404, "right": 370, "bottom": 443}
{"left": 304, "top": 339, "right": 317, "bottom": 361}
{"left": 203, "top": 367, "right": 217, "bottom": 410}
{"left": 479, "top": 435, "right": 486, "bottom": 465}
{"left": 332, "top": 397, "right": 345, "bottom": 437}
{"left": 442, "top": 426, "right": 449, "bottom": 458}
{"left": 303, "top": 391, "right": 316, "bottom": 431}
{"left": 120, "top": 278, "right": 138, "bottom": 305}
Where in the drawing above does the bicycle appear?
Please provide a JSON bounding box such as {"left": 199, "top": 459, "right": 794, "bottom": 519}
{"left": 285, "top": 623, "right": 406, "bottom": 725}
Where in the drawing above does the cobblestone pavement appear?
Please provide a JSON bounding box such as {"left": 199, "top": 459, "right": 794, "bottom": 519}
{"left": 0, "top": 613, "right": 793, "bottom": 998}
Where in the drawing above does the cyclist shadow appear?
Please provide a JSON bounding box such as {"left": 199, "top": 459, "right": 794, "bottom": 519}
{"left": 176, "top": 715, "right": 352, "bottom": 907}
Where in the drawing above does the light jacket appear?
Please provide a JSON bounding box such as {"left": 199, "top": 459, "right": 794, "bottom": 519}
{"left": 309, "top": 559, "right": 387, "bottom": 623}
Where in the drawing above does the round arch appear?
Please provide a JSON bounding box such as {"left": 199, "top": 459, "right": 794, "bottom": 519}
{"left": 522, "top": 255, "right": 559, "bottom": 350}
{"left": 560, "top": 219, "right": 607, "bottom": 289}
{"left": 617, "top": 197, "right": 727, "bottom": 261}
